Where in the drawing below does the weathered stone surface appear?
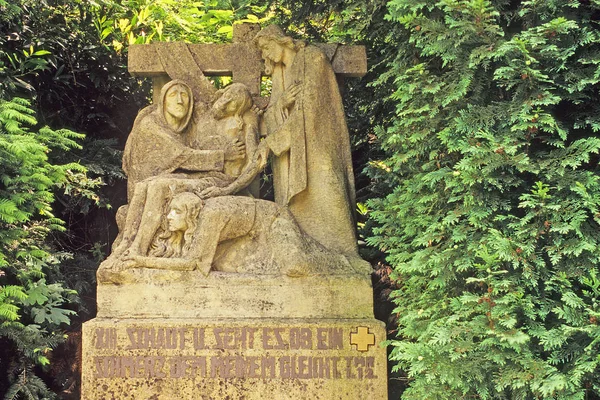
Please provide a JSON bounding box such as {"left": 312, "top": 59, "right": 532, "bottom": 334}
{"left": 129, "top": 24, "right": 263, "bottom": 97}
{"left": 255, "top": 25, "right": 359, "bottom": 256}
{"left": 128, "top": 24, "right": 366, "bottom": 100}
{"left": 100, "top": 81, "right": 265, "bottom": 276}
{"left": 83, "top": 23, "right": 386, "bottom": 400}
{"left": 129, "top": 42, "right": 367, "bottom": 78}
{"left": 82, "top": 318, "right": 387, "bottom": 400}
{"left": 101, "top": 193, "right": 367, "bottom": 283}
{"left": 135, "top": 23, "right": 300, "bottom": 102}
{"left": 97, "top": 272, "right": 374, "bottom": 319}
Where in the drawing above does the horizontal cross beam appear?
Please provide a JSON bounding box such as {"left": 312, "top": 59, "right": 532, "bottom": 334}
{"left": 128, "top": 43, "right": 367, "bottom": 78}
{"left": 127, "top": 24, "right": 367, "bottom": 103}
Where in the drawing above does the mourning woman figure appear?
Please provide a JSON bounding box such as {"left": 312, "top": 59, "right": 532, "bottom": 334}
{"left": 105, "top": 81, "right": 249, "bottom": 266}
{"left": 121, "top": 192, "right": 220, "bottom": 275}
{"left": 150, "top": 192, "right": 202, "bottom": 259}
{"left": 122, "top": 79, "right": 229, "bottom": 200}
{"left": 119, "top": 192, "right": 207, "bottom": 273}
{"left": 122, "top": 192, "right": 354, "bottom": 277}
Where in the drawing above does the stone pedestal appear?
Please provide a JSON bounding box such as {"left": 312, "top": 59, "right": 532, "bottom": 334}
{"left": 82, "top": 318, "right": 386, "bottom": 399}
{"left": 96, "top": 271, "right": 374, "bottom": 319}
{"left": 82, "top": 272, "right": 388, "bottom": 399}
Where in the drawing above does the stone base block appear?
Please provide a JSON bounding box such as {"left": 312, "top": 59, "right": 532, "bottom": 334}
{"left": 82, "top": 318, "right": 387, "bottom": 400}
{"left": 97, "top": 271, "right": 374, "bottom": 319}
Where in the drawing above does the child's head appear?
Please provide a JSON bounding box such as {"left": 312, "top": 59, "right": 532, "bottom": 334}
{"left": 211, "top": 83, "right": 253, "bottom": 120}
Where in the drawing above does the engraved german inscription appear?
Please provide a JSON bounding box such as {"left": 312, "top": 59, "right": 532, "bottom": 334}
{"left": 91, "top": 325, "right": 379, "bottom": 382}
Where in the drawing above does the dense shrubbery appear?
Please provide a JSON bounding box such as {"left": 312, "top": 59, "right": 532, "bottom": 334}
{"left": 0, "top": 97, "right": 91, "bottom": 399}
{"left": 368, "top": 1, "right": 600, "bottom": 398}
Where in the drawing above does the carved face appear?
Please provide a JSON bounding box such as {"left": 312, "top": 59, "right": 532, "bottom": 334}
{"left": 212, "top": 92, "right": 240, "bottom": 120}
{"left": 164, "top": 84, "right": 190, "bottom": 121}
{"left": 211, "top": 84, "right": 252, "bottom": 120}
{"left": 258, "top": 39, "right": 283, "bottom": 75}
{"left": 260, "top": 40, "right": 284, "bottom": 63}
{"left": 166, "top": 201, "right": 188, "bottom": 232}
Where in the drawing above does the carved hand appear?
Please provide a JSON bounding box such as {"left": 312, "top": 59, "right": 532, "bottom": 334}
{"left": 279, "top": 81, "right": 302, "bottom": 119}
{"left": 251, "top": 104, "right": 264, "bottom": 117}
{"left": 253, "top": 140, "right": 271, "bottom": 170}
{"left": 120, "top": 257, "right": 140, "bottom": 270}
{"left": 197, "top": 186, "right": 226, "bottom": 199}
{"left": 224, "top": 139, "right": 246, "bottom": 161}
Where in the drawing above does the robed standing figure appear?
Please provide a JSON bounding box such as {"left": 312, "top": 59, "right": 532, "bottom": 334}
{"left": 254, "top": 25, "right": 359, "bottom": 256}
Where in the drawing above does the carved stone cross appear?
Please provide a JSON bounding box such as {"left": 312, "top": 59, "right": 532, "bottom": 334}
{"left": 128, "top": 24, "right": 367, "bottom": 104}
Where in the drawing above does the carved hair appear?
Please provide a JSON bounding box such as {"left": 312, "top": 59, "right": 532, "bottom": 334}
{"left": 213, "top": 83, "right": 253, "bottom": 130}
{"left": 253, "top": 25, "right": 305, "bottom": 52}
{"left": 150, "top": 192, "right": 203, "bottom": 258}
{"left": 159, "top": 79, "right": 194, "bottom": 133}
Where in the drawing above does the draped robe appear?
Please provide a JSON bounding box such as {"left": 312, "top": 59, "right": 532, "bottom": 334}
{"left": 263, "top": 45, "right": 358, "bottom": 256}
{"left": 122, "top": 101, "right": 224, "bottom": 200}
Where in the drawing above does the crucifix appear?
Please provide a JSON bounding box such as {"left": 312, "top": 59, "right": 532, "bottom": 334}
{"left": 127, "top": 23, "right": 367, "bottom": 106}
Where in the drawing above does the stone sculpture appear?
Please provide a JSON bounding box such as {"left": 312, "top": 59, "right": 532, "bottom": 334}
{"left": 253, "top": 25, "right": 359, "bottom": 257}
{"left": 98, "top": 24, "right": 368, "bottom": 281}
{"left": 100, "top": 81, "right": 262, "bottom": 275}
{"left": 121, "top": 192, "right": 350, "bottom": 276}
{"left": 83, "top": 24, "right": 387, "bottom": 400}
{"left": 193, "top": 83, "right": 263, "bottom": 198}
{"left": 122, "top": 79, "right": 234, "bottom": 200}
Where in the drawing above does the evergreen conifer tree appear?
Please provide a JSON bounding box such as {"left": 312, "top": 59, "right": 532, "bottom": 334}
{"left": 369, "top": 1, "right": 600, "bottom": 398}
{"left": 0, "top": 97, "right": 87, "bottom": 398}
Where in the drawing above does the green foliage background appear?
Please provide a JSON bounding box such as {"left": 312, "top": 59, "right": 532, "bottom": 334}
{"left": 0, "top": 96, "right": 86, "bottom": 400}
{"left": 365, "top": 1, "right": 600, "bottom": 399}
{"left": 2, "top": 0, "right": 600, "bottom": 398}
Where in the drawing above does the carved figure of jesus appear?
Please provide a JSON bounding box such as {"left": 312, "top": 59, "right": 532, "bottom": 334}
{"left": 253, "top": 25, "right": 359, "bottom": 256}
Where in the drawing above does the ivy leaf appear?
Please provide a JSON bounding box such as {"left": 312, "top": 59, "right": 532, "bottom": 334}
{"left": 216, "top": 25, "right": 233, "bottom": 35}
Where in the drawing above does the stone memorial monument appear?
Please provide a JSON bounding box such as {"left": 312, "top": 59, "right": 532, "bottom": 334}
{"left": 81, "top": 23, "right": 387, "bottom": 399}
